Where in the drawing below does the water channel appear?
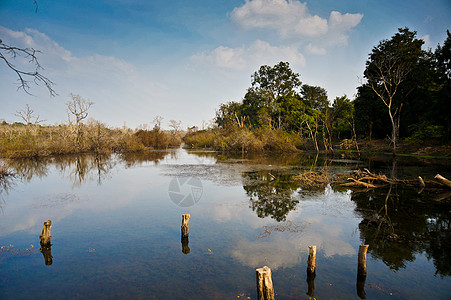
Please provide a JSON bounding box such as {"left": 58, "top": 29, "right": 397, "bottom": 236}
{"left": 0, "top": 148, "right": 450, "bottom": 299}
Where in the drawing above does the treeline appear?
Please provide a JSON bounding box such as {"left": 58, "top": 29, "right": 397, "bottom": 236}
{"left": 0, "top": 95, "right": 183, "bottom": 158}
{"left": 185, "top": 28, "right": 451, "bottom": 154}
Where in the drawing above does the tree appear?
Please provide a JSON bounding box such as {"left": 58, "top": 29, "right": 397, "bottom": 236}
{"left": 301, "top": 84, "right": 329, "bottom": 113}
{"left": 433, "top": 30, "right": 451, "bottom": 140}
{"left": 14, "top": 104, "right": 45, "bottom": 126}
{"left": 67, "top": 93, "right": 94, "bottom": 150}
{"left": 243, "top": 62, "right": 302, "bottom": 129}
{"left": 331, "top": 95, "right": 354, "bottom": 140}
{"left": 364, "top": 28, "right": 425, "bottom": 154}
{"left": 215, "top": 101, "right": 245, "bottom": 129}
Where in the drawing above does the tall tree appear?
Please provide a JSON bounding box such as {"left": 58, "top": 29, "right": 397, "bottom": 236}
{"left": 363, "top": 28, "right": 425, "bottom": 154}
{"left": 243, "top": 62, "right": 301, "bottom": 129}
{"left": 301, "top": 84, "right": 329, "bottom": 113}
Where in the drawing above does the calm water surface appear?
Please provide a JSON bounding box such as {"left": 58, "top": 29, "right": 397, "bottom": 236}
{"left": 0, "top": 148, "right": 450, "bottom": 299}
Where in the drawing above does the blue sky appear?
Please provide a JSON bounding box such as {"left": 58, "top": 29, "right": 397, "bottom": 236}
{"left": 1, "top": 0, "right": 450, "bottom": 129}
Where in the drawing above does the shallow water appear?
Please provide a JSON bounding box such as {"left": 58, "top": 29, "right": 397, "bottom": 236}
{"left": 0, "top": 148, "right": 450, "bottom": 299}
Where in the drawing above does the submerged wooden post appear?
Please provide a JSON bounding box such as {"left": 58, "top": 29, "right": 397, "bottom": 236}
{"left": 181, "top": 214, "right": 190, "bottom": 238}
{"left": 307, "top": 245, "right": 316, "bottom": 275}
{"left": 40, "top": 220, "right": 52, "bottom": 246}
{"left": 40, "top": 245, "right": 53, "bottom": 265}
{"left": 181, "top": 236, "right": 190, "bottom": 254}
{"left": 306, "top": 245, "right": 316, "bottom": 297}
{"left": 357, "top": 244, "right": 369, "bottom": 278}
{"left": 356, "top": 244, "right": 369, "bottom": 298}
{"left": 256, "top": 266, "right": 275, "bottom": 300}
{"left": 356, "top": 275, "right": 367, "bottom": 299}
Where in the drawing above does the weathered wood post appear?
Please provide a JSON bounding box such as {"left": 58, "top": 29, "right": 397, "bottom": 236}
{"left": 181, "top": 236, "right": 190, "bottom": 254}
{"left": 40, "top": 220, "right": 52, "bottom": 246}
{"left": 40, "top": 245, "right": 53, "bottom": 265}
{"left": 356, "top": 275, "right": 366, "bottom": 299}
{"left": 181, "top": 214, "right": 190, "bottom": 238}
{"left": 357, "top": 244, "right": 369, "bottom": 278}
{"left": 306, "top": 245, "right": 316, "bottom": 297}
{"left": 356, "top": 244, "right": 369, "bottom": 299}
{"left": 256, "top": 266, "right": 275, "bottom": 300}
{"left": 39, "top": 220, "right": 53, "bottom": 265}
{"left": 307, "top": 245, "right": 316, "bottom": 275}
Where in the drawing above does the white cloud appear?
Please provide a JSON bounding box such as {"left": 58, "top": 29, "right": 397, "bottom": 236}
{"left": 230, "top": 0, "right": 363, "bottom": 44}
{"left": 305, "top": 43, "right": 326, "bottom": 55}
{"left": 421, "top": 34, "right": 432, "bottom": 47}
{"left": 191, "top": 40, "right": 306, "bottom": 71}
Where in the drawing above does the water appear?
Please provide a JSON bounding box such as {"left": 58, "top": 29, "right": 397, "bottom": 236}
{"left": 0, "top": 148, "right": 450, "bottom": 299}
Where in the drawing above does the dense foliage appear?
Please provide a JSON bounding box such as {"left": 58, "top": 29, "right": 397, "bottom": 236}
{"left": 187, "top": 28, "right": 450, "bottom": 153}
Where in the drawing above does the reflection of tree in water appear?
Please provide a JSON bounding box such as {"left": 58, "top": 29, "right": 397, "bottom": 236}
{"left": 353, "top": 186, "right": 451, "bottom": 276}
{"left": 120, "top": 150, "right": 173, "bottom": 168}
{"left": 0, "top": 167, "right": 17, "bottom": 212}
{"left": 5, "top": 157, "right": 49, "bottom": 181}
{"left": 53, "top": 154, "right": 117, "bottom": 186}
{"left": 243, "top": 170, "right": 301, "bottom": 222}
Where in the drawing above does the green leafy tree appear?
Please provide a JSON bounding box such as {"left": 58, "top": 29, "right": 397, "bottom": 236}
{"left": 301, "top": 84, "right": 329, "bottom": 113}
{"left": 331, "top": 95, "right": 354, "bottom": 140}
{"left": 243, "top": 62, "right": 302, "bottom": 129}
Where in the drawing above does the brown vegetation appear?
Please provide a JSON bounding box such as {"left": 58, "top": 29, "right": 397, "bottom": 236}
{"left": 0, "top": 121, "right": 183, "bottom": 158}
{"left": 183, "top": 127, "right": 303, "bottom": 152}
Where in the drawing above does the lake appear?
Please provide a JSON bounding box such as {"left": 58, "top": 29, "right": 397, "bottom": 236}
{"left": 1, "top": 148, "right": 450, "bottom": 299}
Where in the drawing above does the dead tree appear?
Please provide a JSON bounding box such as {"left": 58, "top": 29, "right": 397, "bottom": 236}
{"left": 67, "top": 94, "right": 94, "bottom": 150}
{"left": 14, "top": 104, "right": 45, "bottom": 126}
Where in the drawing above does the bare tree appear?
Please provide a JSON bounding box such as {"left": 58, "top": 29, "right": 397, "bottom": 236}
{"left": 153, "top": 116, "right": 163, "bottom": 131}
{"left": 14, "top": 104, "right": 45, "bottom": 126}
{"left": 0, "top": 39, "right": 56, "bottom": 96}
{"left": 367, "top": 55, "right": 407, "bottom": 155}
{"left": 67, "top": 93, "right": 94, "bottom": 149}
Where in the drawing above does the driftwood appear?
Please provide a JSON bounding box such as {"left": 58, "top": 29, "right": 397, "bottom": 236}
{"left": 337, "top": 169, "right": 451, "bottom": 190}
{"left": 435, "top": 174, "right": 451, "bottom": 189}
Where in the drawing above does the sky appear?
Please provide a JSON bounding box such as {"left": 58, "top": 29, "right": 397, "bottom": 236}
{"left": 1, "top": 0, "right": 450, "bottom": 129}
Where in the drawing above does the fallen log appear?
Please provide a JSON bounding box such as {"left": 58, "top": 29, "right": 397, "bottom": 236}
{"left": 341, "top": 178, "right": 377, "bottom": 189}
{"left": 434, "top": 174, "right": 451, "bottom": 189}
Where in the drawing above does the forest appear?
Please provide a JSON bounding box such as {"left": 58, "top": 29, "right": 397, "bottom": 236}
{"left": 185, "top": 28, "right": 451, "bottom": 155}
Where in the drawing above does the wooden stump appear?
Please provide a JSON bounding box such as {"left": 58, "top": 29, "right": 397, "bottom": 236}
{"left": 181, "top": 214, "right": 190, "bottom": 238}
{"left": 40, "top": 220, "right": 52, "bottom": 246}
{"left": 357, "top": 244, "right": 369, "bottom": 278}
{"left": 256, "top": 266, "right": 275, "bottom": 300}
{"left": 307, "top": 245, "right": 316, "bottom": 275}
{"left": 181, "top": 236, "right": 190, "bottom": 254}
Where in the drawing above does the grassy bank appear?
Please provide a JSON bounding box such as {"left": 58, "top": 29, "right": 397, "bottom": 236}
{"left": 0, "top": 121, "right": 183, "bottom": 158}
{"left": 183, "top": 127, "right": 303, "bottom": 152}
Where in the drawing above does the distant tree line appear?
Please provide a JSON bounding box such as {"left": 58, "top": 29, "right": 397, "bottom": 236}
{"left": 187, "top": 28, "right": 450, "bottom": 154}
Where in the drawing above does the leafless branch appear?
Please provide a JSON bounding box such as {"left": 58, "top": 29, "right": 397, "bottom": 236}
{"left": 0, "top": 40, "right": 56, "bottom": 97}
